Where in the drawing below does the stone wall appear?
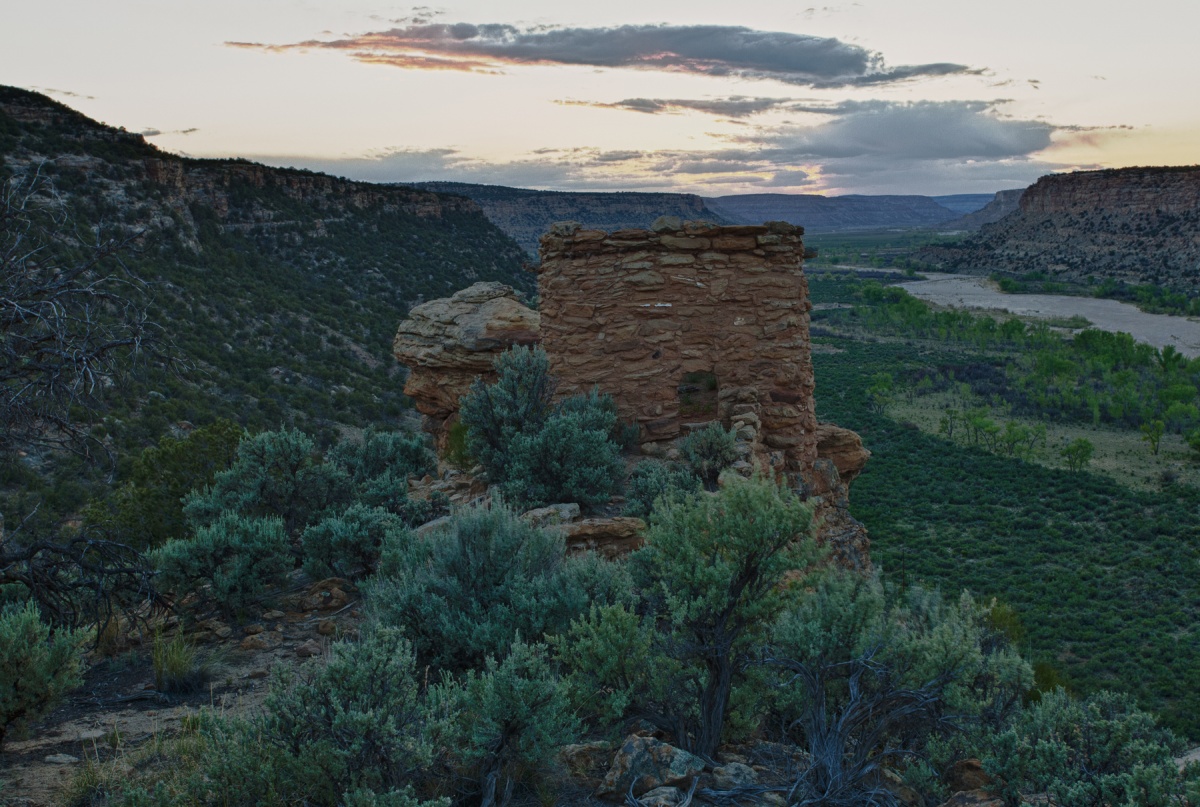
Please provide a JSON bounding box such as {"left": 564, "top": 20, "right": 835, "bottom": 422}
{"left": 536, "top": 218, "right": 817, "bottom": 482}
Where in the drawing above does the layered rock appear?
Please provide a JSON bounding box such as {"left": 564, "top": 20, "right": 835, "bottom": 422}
{"left": 920, "top": 166, "right": 1200, "bottom": 288}
{"left": 392, "top": 282, "right": 539, "bottom": 443}
{"left": 938, "top": 188, "right": 1024, "bottom": 231}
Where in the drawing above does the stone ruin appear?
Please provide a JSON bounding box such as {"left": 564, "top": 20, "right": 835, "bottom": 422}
{"left": 394, "top": 218, "right": 871, "bottom": 567}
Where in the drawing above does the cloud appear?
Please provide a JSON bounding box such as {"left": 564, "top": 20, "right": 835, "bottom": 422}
{"left": 229, "top": 22, "right": 975, "bottom": 87}
{"left": 561, "top": 96, "right": 805, "bottom": 118}
{"left": 249, "top": 100, "right": 1079, "bottom": 196}
{"left": 32, "top": 86, "right": 95, "bottom": 100}
{"left": 139, "top": 127, "right": 199, "bottom": 137}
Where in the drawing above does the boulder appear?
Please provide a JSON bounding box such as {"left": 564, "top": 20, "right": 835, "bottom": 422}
{"left": 944, "top": 759, "right": 993, "bottom": 793}
{"left": 597, "top": 736, "right": 705, "bottom": 799}
{"left": 559, "top": 517, "right": 646, "bottom": 559}
{"left": 521, "top": 503, "right": 581, "bottom": 529}
{"left": 639, "top": 786, "right": 685, "bottom": 806}
{"left": 710, "top": 761, "right": 757, "bottom": 790}
{"left": 814, "top": 422, "right": 871, "bottom": 487}
{"left": 392, "top": 282, "right": 539, "bottom": 443}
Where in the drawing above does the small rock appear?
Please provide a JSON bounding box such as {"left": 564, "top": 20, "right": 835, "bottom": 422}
{"left": 317, "top": 619, "right": 336, "bottom": 636}
{"left": 295, "top": 639, "right": 323, "bottom": 658}
{"left": 937, "top": 790, "right": 1005, "bottom": 807}
{"left": 262, "top": 610, "right": 286, "bottom": 620}
{"left": 244, "top": 669, "right": 269, "bottom": 680}
{"left": 944, "top": 759, "right": 992, "bottom": 793}
{"left": 640, "top": 786, "right": 685, "bottom": 807}
{"left": 521, "top": 502, "right": 581, "bottom": 528}
{"left": 243, "top": 623, "right": 265, "bottom": 635}
{"left": 597, "top": 735, "right": 705, "bottom": 798}
{"left": 44, "top": 753, "right": 80, "bottom": 764}
{"left": 214, "top": 625, "right": 233, "bottom": 640}
{"left": 651, "top": 215, "right": 684, "bottom": 233}
{"left": 240, "top": 635, "right": 268, "bottom": 651}
{"left": 711, "top": 762, "right": 757, "bottom": 790}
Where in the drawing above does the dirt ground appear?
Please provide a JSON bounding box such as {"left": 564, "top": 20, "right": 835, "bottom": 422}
{"left": 0, "top": 579, "right": 361, "bottom": 806}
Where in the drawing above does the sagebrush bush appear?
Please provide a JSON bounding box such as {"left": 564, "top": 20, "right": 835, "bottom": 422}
{"left": 501, "top": 406, "right": 624, "bottom": 508}
{"left": 459, "top": 346, "right": 555, "bottom": 479}
{"left": 678, "top": 422, "right": 739, "bottom": 488}
{"left": 302, "top": 504, "right": 409, "bottom": 580}
{"left": 985, "top": 688, "right": 1200, "bottom": 807}
{"left": 183, "top": 428, "right": 350, "bottom": 536}
{"left": 623, "top": 461, "right": 702, "bottom": 518}
{"left": 153, "top": 513, "right": 290, "bottom": 615}
{"left": 430, "top": 640, "right": 578, "bottom": 803}
{"left": 369, "top": 504, "right": 632, "bottom": 672}
{"left": 0, "top": 601, "right": 83, "bottom": 748}
{"left": 329, "top": 428, "right": 437, "bottom": 515}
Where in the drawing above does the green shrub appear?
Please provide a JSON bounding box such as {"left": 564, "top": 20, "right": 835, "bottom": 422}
{"left": 369, "top": 504, "right": 632, "bottom": 672}
{"left": 431, "top": 641, "right": 578, "bottom": 803}
{"left": 182, "top": 428, "right": 350, "bottom": 536}
{"left": 459, "top": 346, "right": 555, "bottom": 479}
{"left": 559, "top": 475, "right": 819, "bottom": 756}
{"left": 152, "top": 630, "right": 220, "bottom": 694}
{"left": 985, "top": 688, "right": 1200, "bottom": 807}
{"left": 329, "top": 428, "right": 437, "bottom": 514}
{"left": 153, "top": 513, "right": 290, "bottom": 615}
{"left": 623, "top": 461, "right": 702, "bottom": 518}
{"left": 302, "top": 504, "right": 409, "bottom": 580}
{"left": 444, "top": 420, "right": 473, "bottom": 469}
{"left": 501, "top": 405, "right": 623, "bottom": 509}
{"left": 0, "top": 601, "right": 83, "bottom": 748}
{"left": 678, "top": 422, "right": 739, "bottom": 489}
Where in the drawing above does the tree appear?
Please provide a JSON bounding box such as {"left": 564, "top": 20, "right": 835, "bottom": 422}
{"left": 1060, "top": 438, "right": 1095, "bottom": 472}
{"left": 1140, "top": 419, "right": 1166, "bottom": 456}
{"left": 0, "top": 601, "right": 84, "bottom": 749}
{"left": 560, "top": 475, "right": 819, "bottom": 758}
{"left": 0, "top": 169, "right": 154, "bottom": 456}
{"left": 459, "top": 346, "right": 556, "bottom": 480}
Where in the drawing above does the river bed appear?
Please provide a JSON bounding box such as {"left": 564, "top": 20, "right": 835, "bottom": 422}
{"left": 892, "top": 273, "right": 1200, "bottom": 358}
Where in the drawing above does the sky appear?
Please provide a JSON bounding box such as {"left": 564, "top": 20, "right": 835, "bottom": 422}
{"left": 2, "top": 0, "right": 1198, "bottom": 196}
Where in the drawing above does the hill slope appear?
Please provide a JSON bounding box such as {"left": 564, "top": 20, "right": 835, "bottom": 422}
{"left": 705, "top": 193, "right": 960, "bottom": 233}
{"left": 919, "top": 167, "right": 1200, "bottom": 287}
{"left": 411, "top": 181, "right": 724, "bottom": 256}
{"left": 0, "top": 86, "right": 532, "bottom": 444}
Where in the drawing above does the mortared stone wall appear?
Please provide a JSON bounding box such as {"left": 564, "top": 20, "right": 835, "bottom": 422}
{"left": 536, "top": 218, "right": 817, "bottom": 482}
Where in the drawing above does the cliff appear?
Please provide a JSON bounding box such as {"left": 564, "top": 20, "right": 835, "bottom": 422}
{"left": 919, "top": 167, "right": 1200, "bottom": 287}
{"left": 704, "top": 193, "right": 960, "bottom": 233}
{"left": 938, "top": 188, "right": 1024, "bottom": 231}
{"left": 411, "top": 181, "right": 725, "bottom": 256}
{"left": 0, "top": 85, "right": 532, "bottom": 435}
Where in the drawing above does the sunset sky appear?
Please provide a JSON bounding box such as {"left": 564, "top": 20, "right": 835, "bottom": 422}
{"left": 4, "top": 0, "right": 1197, "bottom": 195}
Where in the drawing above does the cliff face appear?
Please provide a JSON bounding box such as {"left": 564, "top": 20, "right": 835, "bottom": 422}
{"left": 705, "top": 193, "right": 960, "bottom": 233}
{"left": 939, "top": 188, "right": 1024, "bottom": 231}
{"left": 413, "top": 181, "right": 723, "bottom": 256}
{"left": 0, "top": 85, "right": 532, "bottom": 432}
{"left": 920, "top": 167, "right": 1200, "bottom": 287}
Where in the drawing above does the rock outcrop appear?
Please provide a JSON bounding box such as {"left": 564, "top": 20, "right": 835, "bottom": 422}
{"left": 939, "top": 188, "right": 1024, "bottom": 231}
{"left": 919, "top": 166, "right": 1200, "bottom": 288}
{"left": 392, "top": 282, "right": 539, "bottom": 443}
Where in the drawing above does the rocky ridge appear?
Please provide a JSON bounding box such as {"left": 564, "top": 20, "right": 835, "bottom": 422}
{"left": 412, "top": 181, "right": 725, "bottom": 257}
{"left": 919, "top": 166, "right": 1200, "bottom": 287}
{"left": 704, "top": 193, "right": 961, "bottom": 233}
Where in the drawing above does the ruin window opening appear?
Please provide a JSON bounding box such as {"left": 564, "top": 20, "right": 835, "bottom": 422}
{"left": 678, "top": 370, "right": 719, "bottom": 424}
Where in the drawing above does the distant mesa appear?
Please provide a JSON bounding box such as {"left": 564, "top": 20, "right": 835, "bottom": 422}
{"left": 702, "top": 193, "right": 972, "bottom": 234}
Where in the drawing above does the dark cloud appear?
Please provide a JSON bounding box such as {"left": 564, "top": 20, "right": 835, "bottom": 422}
{"left": 139, "top": 127, "right": 199, "bottom": 137}
{"left": 561, "top": 96, "right": 804, "bottom": 118}
{"left": 33, "top": 86, "right": 95, "bottom": 100}
{"left": 229, "top": 22, "right": 975, "bottom": 87}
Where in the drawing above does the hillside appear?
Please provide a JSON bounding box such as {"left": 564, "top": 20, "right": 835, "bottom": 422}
{"left": 918, "top": 166, "right": 1200, "bottom": 287}
{"left": 0, "top": 86, "right": 532, "bottom": 446}
{"left": 411, "top": 181, "right": 724, "bottom": 256}
{"left": 704, "top": 192, "right": 961, "bottom": 232}
{"left": 931, "top": 193, "right": 996, "bottom": 215}
{"left": 938, "top": 187, "right": 1025, "bottom": 231}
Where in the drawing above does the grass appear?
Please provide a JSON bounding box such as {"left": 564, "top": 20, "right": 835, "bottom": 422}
{"left": 152, "top": 631, "right": 222, "bottom": 695}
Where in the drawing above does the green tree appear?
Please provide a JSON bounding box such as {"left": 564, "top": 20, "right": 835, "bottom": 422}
{"left": 501, "top": 403, "right": 624, "bottom": 509}
{"left": 1060, "top": 438, "right": 1095, "bottom": 472}
{"left": 865, "top": 372, "right": 895, "bottom": 414}
{"left": 1140, "top": 419, "right": 1166, "bottom": 456}
{"left": 677, "top": 422, "right": 739, "bottom": 490}
{"left": 560, "top": 475, "right": 819, "bottom": 757}
{"left": 302, "top": 504, "right": 409, "bottom": 581}
{"left": 0, "top": 601, "right": 83, "bottom": 748}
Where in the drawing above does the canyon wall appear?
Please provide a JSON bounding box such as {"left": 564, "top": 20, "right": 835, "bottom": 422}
{"left": 919, "top": 167, "right": 1200, "bottom": 287}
